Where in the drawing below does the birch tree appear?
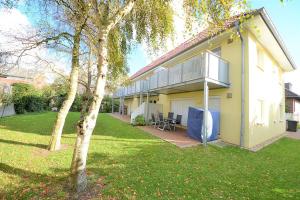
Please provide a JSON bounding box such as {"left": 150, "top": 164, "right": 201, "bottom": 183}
{"left": 48, "top": 0, "right": 90, "bottom": 151}
{"left": 69, "top": 0, "right": 248, "bottom": 192}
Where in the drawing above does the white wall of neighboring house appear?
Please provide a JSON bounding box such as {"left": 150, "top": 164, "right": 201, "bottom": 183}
{"left": 289, "top": 101, "right": 300, "bottom": 122}
{"left": 295, "top": 101, "right": 300, "bottom": 114}
{"left": 0, "top": 83, "right": 16, "bottom": 117}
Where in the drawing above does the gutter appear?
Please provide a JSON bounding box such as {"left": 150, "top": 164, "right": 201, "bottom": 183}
{"left": 235, "top": 21, "right": 245, "bottom": 148}
{"left": 259, "top": 8, "right": 297, "bottom": 69}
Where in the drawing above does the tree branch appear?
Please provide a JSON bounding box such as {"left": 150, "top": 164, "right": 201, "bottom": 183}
{"left": 107, "top": 0, "right": 136, "bottom": 31}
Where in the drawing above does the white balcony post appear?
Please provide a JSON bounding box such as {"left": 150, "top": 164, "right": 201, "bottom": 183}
{"left": 122, "top": 97, "right": 125, "bottom": 115}
{"left": 119, "top": 97, "right": 121, "bottom": 114}
{"left": 203, "top": 79, "right": 209, "bottom": 146}
{"left": 203, "top": 52, "right": 209, "bottom": 146}
{"left": 139, "top": 92, "right": 142, "bottom": 105}
{"left": 146, "top": 92, "right": 150, "bottom": 123}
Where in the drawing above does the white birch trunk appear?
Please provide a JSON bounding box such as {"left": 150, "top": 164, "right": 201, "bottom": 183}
{"left": 48, "top": 29, "right": 81, "bottom": 151}
{"left": 70, "top": 1, "right": 135, "bottom": 192}
{"left": 70, "top": 32, "right": 108, "bottom": 192}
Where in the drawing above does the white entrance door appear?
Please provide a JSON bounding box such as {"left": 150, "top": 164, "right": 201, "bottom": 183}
{"left": 171, "top": 99, "right": 196, "bottom": 126}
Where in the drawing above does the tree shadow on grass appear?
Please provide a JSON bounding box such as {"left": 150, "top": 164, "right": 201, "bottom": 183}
{"left": 0, "top": 162, "right": 70, "bottom": 199}
{"left": 0, "top": 152, "right": 113, "bottom": 199}
{"left": 0, "top": 138, "right": 48, "bottom": 149}
{"left": 0, "top": 112, "right": 156, "bottom": 142}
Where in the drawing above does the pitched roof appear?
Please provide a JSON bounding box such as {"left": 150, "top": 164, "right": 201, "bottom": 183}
{"left": 285, "top": 88, "right": 300, "bottom": 100}
{"left": 130, "top": 7, "right": 296, "bottom": 80}
{"left": 130, "top": 10, "right": 257, "bottom": 80}
{"left": 0, "top": 77, "right": 31, "bottom": 85}
{"left": 130, "top": 28, "right": 212, "bottom": 80}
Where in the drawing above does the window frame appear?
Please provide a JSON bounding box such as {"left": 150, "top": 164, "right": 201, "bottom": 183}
{"left": 255, "top": 99, "right": 264, "bottom": 125}
{"left": 256, "top": 47, "right": 264, "bottom": 71}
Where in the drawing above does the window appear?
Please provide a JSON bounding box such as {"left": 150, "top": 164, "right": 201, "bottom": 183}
{"left": 211, "top": 47, "right": 221, "bottom": 57}
{"left": 255, "top": 100, "right": 264, "bottom": 125}
{"left": 257, "top": 48, "right": 264, "bottom": 70}
{"left": 280, "top": 104, "right": 284, "bottom": 121}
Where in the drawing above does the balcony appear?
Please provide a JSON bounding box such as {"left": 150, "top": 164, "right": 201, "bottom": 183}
{"left": 113, "top": 51, "right": 230, "bottom": 98}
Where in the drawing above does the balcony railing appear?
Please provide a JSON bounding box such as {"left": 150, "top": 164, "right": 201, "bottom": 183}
{"left": 113, "top": 51, "right": 229, "bottom": 98}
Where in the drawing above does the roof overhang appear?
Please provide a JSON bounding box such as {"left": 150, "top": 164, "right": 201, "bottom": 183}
{"left": 131, "top": 30, "right": 232, "bottom": 81}
{"left": 246, "top": 8, "right": 297, "bottom": 71}
{"left": 131, "top": 8, "right": 296, "bottom": 80}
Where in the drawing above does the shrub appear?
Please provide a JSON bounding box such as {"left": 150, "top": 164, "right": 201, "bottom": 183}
{"left": 14, "top": 95, "right": 46, "bottom": 114}
{"left": 99, "top": 95, "right": 119, "bottom": 113}
{"left": 12, "top": 83, "right": 46, "bottom": 114}
{"left": 70, "top": 95, "right": 83, "bottom": 112}
{"left": 133, "top": 115, "right": 146, "bottom": 126}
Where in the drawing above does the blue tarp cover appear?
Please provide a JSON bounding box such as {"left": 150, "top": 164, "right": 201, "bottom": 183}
{"left": 187, "top": 107, "right": 220, "bottom": 142}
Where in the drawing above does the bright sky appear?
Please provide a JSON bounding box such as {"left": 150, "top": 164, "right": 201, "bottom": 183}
{"left": 127, "top": 0, "right": 300, "bottom": 93}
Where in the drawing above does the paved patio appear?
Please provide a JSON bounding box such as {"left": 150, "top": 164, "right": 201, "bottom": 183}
{"left": 110, "top": 113, "right": 201, "bottom": 148}
{"left": 286, "top": 130, "right": 300, "bottom": 140}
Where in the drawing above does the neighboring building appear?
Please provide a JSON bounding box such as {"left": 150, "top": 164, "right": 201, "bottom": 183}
{"left": 0, "top": 74, "right": 32, "bottom": 117}
{"left": 32, "top": 74, "right": 47, "bottom": 89}
{"left": 285, "top": 83, "right": 300, "bottom": 122}
{"left": 113, "top": 8, "right": 296, "bottom": 150}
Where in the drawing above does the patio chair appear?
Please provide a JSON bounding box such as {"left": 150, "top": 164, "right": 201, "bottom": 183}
{"left": 157, "top": 113, "right": 166, "bottom": 130}
{"left": 170, "top": 114, "right": 182, "bottom": 131}
{"left": 158, "top": 112, "right": 173, "bottom": 131}
{"left": 166, "top": 112, "right": 174, "bottom": 121}
{"left": 150, "top": 113, "right": 159, "bottom": 128}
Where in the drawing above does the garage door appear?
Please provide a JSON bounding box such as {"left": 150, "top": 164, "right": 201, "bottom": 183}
{"left": 171, "top": 99, "right": 196, "bottom": 126}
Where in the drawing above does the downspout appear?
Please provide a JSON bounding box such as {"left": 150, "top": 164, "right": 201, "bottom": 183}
{"left": 235, "top": 21, "right": 245, "bottom": 148}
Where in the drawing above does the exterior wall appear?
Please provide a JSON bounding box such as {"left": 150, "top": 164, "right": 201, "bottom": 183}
{"left": 123, "top": 27, "right": 288, "bottom": 149}
{"left": 123, "top": 97, "right": 139, "bottom": 116}
{"left": 0, "top": 104, "right": 16, "bottom": 117}
{"left": 295, "top": 100, "right": 300, "bottom": 114}
{"left": 247, "top": 32, "right": 286, "bottom": 149}
{"left": 156, "top": 35, "right": 244, "bottom": 146}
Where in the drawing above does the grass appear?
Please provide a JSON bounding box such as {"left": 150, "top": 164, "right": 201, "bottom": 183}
{"left": 0, "top": 112, "right": 300, "bottom": 199}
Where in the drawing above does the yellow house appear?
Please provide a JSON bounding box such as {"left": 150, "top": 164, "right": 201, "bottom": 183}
{"left": 112, "top": 8, "right": 296, "bottom": 150}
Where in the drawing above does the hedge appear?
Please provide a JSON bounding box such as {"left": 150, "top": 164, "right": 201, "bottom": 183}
{"left": 12, "top": 83, "right": 47, "bottom": 114}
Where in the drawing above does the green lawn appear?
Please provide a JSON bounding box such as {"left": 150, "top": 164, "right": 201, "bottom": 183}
{"left": 0, "top": 112, "right": 300, "bottom": 199}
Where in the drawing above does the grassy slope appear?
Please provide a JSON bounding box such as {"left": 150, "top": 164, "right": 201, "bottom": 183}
{"left": 0, "top": 112, "right": 300, "bottom": 199}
